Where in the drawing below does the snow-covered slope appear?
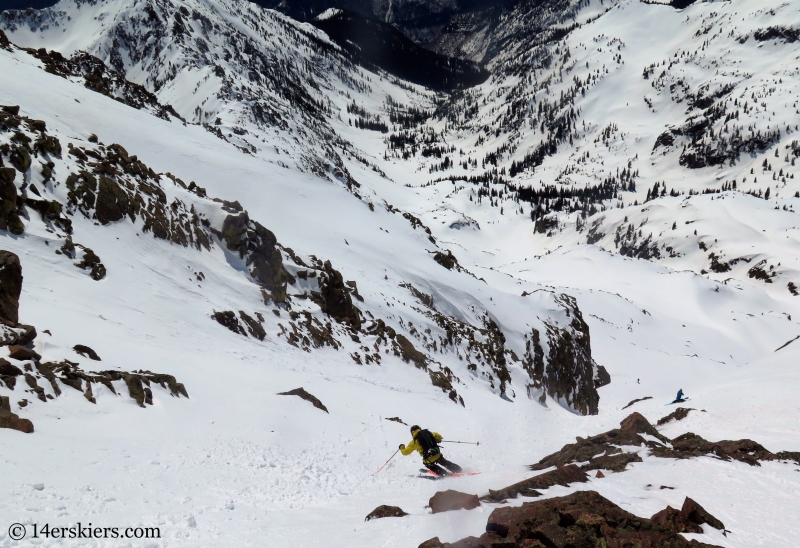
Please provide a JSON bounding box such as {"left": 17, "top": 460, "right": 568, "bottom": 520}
{"left": 0, "top": 0, "right": 800, "bottom": 546}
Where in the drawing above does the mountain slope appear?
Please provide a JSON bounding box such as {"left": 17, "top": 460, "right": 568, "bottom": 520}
{"left": 1, "top": 0, "right": 800, "bottom": 547}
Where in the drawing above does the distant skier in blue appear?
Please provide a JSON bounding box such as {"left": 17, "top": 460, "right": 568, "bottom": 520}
{"left": 675, "top": 389, "right": 684, "bottom": 401}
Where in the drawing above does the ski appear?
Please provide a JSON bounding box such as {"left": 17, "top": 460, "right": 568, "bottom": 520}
{"left": 665, "top": 397, "right": 690, "bottom": 406}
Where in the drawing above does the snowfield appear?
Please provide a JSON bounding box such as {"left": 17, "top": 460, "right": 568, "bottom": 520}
{"left": 0, "top": 0, "right": 799, "bottom": 546}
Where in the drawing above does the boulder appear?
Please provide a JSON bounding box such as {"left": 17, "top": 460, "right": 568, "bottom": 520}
{"left": 8, "top": 345, "right": 41, "bottom": 362}
{"left": 0, "top": 395, "right": 33, "bottom": 433}
{"left": 429, "top": 490, "right": 481, "bottom": 514}
{"left": 657, "top": 407, "right": 694, "bottom": 426}
{"left": 595, "top": 470, "right": 605, "bottom": 478}
{"left": 239, "top": 311, "right": 266, "bottom": 341}
{"left": 277, "top": 387, "right": 328, "bottom": 413}
{"left": 314, "top": 260, "right": 361, "bottom": 329}
{"left": 364, "top": 505, "right": 408, "bottom": 521}
{"left": 0, "top": 250, "right": 22, "bottom": 325}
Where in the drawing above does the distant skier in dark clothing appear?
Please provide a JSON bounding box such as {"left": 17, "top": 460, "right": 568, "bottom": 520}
{"left": 400, "top": 425, "right": 462, "bottom": 476}
{"left": 676, "top": 389, "right": 684, "bottom": 401}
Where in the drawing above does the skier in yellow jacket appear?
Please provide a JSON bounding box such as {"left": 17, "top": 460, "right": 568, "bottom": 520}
{"left": 400, "top": 425, "right": 463, "bottom": 476}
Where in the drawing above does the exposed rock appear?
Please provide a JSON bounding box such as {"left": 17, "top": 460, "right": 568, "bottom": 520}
{"left": 678, "top": 497, "right": 724, "bottom": 530}
{"left": 364, "top": 505, "right": 408, "bottom": 521}
{"left": 523, "top": 295, "right": 601, "bottom": 415}
{"left": 650, "top": 506, "right": 703, "bottom": 534}
{"left": 418, "top": 538, "right": 446, "bottom": 548}
{"left": 622, "top": 396, "right": 653, "bottom": 410}
{"left": 594, "top": 364, "right": 611, "bottom": 388}
{"left": 433, "top": 250, "right": 458, "bottom": 270}
{"left": 0, "top": 250, "right": 22, "bottom": 325}
{"left": 95, "top": 175, "right": 130, "bottom": 224}
{"left": 529, "top": 412, "right": 667, "bottom": 472}
{"left": 278, "top": 387, "right": 329, "bottom": 413}
{"left": 239, "top": 311, "right": 266, "bottom": 341}
{"left": 395, "top": 334, "right": 427, "bottom": 369}
{"left": 0, "top": 168, "right": 24, "bottom": 235}
{"left": 482, "top": 465, "right": 588, "bottom": 503}
{"left": 651, "top": 432, "right": 774, "bottom": 466}
{"left": 15, "top": 324, "right": 36, "bottom": 346}
{"left": 595, "top": 470, "right": 605, "bottom": 478}
{"left": 123, "top": 373, "right": 146, "bottom": 407}
{"left": 447, "top": 490, "right": 724, "bottom": 548}
{"left": 24, "top": 373, "right": 47, "bottom": 401}
{"left": 211, "top": 310, "right": 246, "bottom": 336}
{"left": 581, "top": 451, "right": 642, "bottom": 473}
{"left": 430, "top": 490, "right": 481, "bottom": 514}
{"left": 217, "top": 212, "right": 292, "bottom": 291}
{"left": 0, "top": 358, "right": 22, "bottom": 376}
{"left": 313, "top": 260, "right": 361, "bottom": 329}
{"left": 73, "top": 344, "right": 101, "bottom": 361}
{"left": 8, "top": 345, "right": 41, "bottom": 362}
{"left": 657, "top": 407, "right": 694, "bottom": 426}
{"left": 0, "top": 395, "right": 33, "bottom": 433}
{"left": 385, "top": 416, "right": 407, "bottom": 425}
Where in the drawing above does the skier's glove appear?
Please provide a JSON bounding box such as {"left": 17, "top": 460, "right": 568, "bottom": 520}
{"left": 399, "top": 444, "right": 405, "bottom": 450}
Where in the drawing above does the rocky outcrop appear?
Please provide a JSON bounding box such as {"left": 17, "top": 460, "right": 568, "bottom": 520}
{"left": 312, "top": 260, "right": 361, "bottom": 330}
{"left": 0, "top": 167, "right": 23, "bottom": 235}
{"left": 430, "top": 490, "right": 481, "bottom": 514}
{"left": 523, "top": 295, "right": 604, "bottom": 415}
{"left": 482, "top": 465, "right": 588, "bottom": 503}
{"left": 651, "top": 432, "right": 775, "bottom": 466}
{"left": 217, "top": 212, "right": 292, "bottom": 292}
{"left": 529, "top": 412, "right": 668, "bottom": 471}
{"left": 423, "top": 490, "right": 724, "bottom": 548}
{"left": 364, "top": 505, "right": 408, "bottom": 521}
{"left": 277, "top": 387, "right": 329, "bottom": 413}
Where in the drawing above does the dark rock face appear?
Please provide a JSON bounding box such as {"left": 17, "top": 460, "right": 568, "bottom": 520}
{"left": 239, "top": 311, "right": 266, "bottom": 341}
{"left": 430, "top": 490, "right": 481, "bottom": 514}
{"left": 482, "top": 465, "right": 588, "bottom": 503}
{"left": 523, "top": 295, "right": 602, "bottom": 415}
{"left": 219, "top": 212, "right": 291, "bottom": 291}
{"left": 0, "top": 358, "right": 23, "bottom": 376}
{"left": 0, "top": 250, "right": 22, "bottom": 326}
{"left": 277, "top": 387, "right": 329, "bottom": 413}
{"left": 73, "top": 344, "right": 101, "bottom": 361}
{"left": 364, "top": 505, "right": 408, "bottom": 521}
{"left": 650, "top": 506, "right": 703, "bottom": 534}
{"left": 0, "top": 167, "right": 24, "bottom": 234}
{"left": 0, "top": 395, "right": 33, "bottom": 433}
{"left": 313, "top": 260, "right": 361, "bottom": 329}
{"left": 433, "top": 490, "right": 723, "bottom": 548}
{"left": 95, "top": 175, "right": 130, "bottom": 224}
{"left": 433, "top": 250, "right": 458, "bottom": 270}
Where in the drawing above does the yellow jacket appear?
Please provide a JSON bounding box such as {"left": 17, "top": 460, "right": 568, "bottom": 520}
{"left": 400, "top": 430, "right": 443, "bottom": 464}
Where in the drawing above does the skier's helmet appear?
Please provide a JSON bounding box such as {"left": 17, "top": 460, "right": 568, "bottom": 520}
{"left": 410, "top": 425, "right": 421, "bottom": 434}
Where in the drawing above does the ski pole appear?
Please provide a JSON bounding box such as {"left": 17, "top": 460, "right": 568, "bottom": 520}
{"left": 372, "top": 449, "right": 400, "bottom": 476}
{"left": 440, "top": 440, "right": 480, "bottom": 446}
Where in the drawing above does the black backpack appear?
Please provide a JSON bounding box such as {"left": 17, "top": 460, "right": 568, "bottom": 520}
{"left": 416, "top": 429, "right": 441, "bottom": 459}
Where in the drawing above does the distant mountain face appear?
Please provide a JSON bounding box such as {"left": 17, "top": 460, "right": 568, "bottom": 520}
{"left": 311, "top": 9, "right": 489, "bottom": 91}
